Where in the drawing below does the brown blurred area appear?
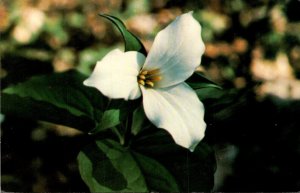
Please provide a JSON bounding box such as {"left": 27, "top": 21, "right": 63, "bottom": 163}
{"left": 1, "top": 0, "right": 300, "bottom": 99}
{"left": 1, "top": 0, "right": 300, "bottom": 191}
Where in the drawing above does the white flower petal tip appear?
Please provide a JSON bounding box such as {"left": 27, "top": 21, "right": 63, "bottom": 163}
{"left": 83, "top": 49, "right": 146, "bottom": 100}
{"left": 142, "top": 11, "right": 205, "bottom": 88}
{"left": 141, "top": 83, "right": 206, "bottom": 151}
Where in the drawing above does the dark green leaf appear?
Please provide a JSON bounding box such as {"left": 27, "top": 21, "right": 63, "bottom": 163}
{"left": 195, "top": 87, "right": 225, "bottom": 101}
{"left": 89, "top": 109, "right": 121, "bottom": 134}
{"left": 1, "top": 93, "right": 94, "bottom": 131}
{"left": 187, "top": 72, "right": 222, "bottom": 90}
{"left": 99, "top": 109, "right": 120, "bottom": 129}
{"left": 2, "top": 70, "right": 107, "bottom": 131}
{"left": 99, "top": 14, "right": 147, "bottom": 55}
{"left": 132, "top": 152, "right": 180, "bottom": 192}
{"left": 132, "top": 129, "right": 216, "bottom": 191}
{"left": 78, "top": 139, "right": 148, "bottom": 192}
{"left": 131, "top": 106, "right": 146, "bottom": 135}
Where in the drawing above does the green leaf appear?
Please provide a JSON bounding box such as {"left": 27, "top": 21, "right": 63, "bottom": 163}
{"left": 78, "top": 139, "right": 148, "bottom": 192}
{"left": 89, "top": 109, "right": 121, "bottom": 134}
{"left": 99, "top": 109, "right": 120, "bottom": 130}
{"left": 131, "top": 106, "right": 147, "bottom": 135}
{"left": 78, "top": 139, "right": 181, "bottom": 192}
{"left": 1, "top": 93, "right": 94, "bottom": 131}
{"left": 186, "top": 72, "right": 222, "bottom": 90}
{"left": 99, "top": 14, "right": 147, "bottom": 55}
{"left": 132, "top": 129, "right": 216, "bottom": 191}
{"left": 2, "top": 70, "right": 107, "bottom": 131}
{"left": 132, "top": 152, "right": 180, "bottom": 192}
{"left": 195, "top": 87, "right": 225, "bottom": 101}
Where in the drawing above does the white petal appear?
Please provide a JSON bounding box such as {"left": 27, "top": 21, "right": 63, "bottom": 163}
{"left": 84, "top": 49, "right": 145, "bottom": 100}
{"left": 143, "top": 12, "right": 205, "bottom": 88}
{"left": 141, "top": 83, "right": 206, "bottom": 151}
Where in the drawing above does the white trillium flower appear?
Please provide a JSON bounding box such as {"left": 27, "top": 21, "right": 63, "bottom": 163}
{"left": 84, "top": 12, "right": 206, "bottom": 151}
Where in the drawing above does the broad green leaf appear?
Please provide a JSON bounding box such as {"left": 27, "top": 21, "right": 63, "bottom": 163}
{"left": 187, "top": 72, "right": 222, "bottom": 90}
{"left": 132, "top": 129, "right": 216, "bottom": 191}
{"left": 132, "top": 152, "right": 180, "bottom": 192}
{"left": 2, "top": 70, "right": 107, "bottom": 131}
{"left": 195, "top": 87, "right": 225, "bottom": 101}
{"left": 131, "top": 106, "right": 147, "bottom": 135}
{"left": 99, "top": 14, "right": 147, "bottom": 55}
{"left": 78, "top": 139, "right": 148, "bottom": 192}
{"left": 89, "top": 109, "right": 120, "bottom": 134}
{"left": 1, "top": 93, "right": 94, "bottom": 131}
{"left": 98, "top": 109, "right": 120, "bottom": 130}
{"left": 78, "top": 139, "right": 181, "bottom": 192}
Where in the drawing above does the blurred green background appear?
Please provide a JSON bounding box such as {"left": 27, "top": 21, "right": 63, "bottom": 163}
{"left": 1, "top": 0, "right": 300, "bottom": 191}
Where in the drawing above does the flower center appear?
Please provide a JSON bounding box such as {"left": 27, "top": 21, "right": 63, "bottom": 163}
{"left": 138, "top": 69, "right": 162, "bottom": 88}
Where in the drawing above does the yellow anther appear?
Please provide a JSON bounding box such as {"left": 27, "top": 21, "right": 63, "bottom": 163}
{"left": 138, "top": 74, "right": 146, "bottom": 80}
{"left": 138, "top": 80, "right": 145, "bottom": 86}
{"left": 145, "top": 81, "right": 154, "bottom": 87}
{"left": 140, "top": 70, "right": 148, "bottom": 75}
{"left": 150, "top": 76, "right": 162, "bottom": 82}
{"left": 138, "top": 69, "right": 161, "bottom": 88}
{"left": 147, "top": 69, "right": 160, "bottom": 75}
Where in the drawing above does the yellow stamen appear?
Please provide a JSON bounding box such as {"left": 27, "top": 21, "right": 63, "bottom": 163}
{"left": 147, "top": 69, "right": 160, "bottom": 75}
{"left": 141, "top": 70, "right": 148, "bottom": 75}
{"left": 145, "top": 81, "right": 154, "bottom": 87}
{"left": 138, "top": 74, "right": 146, "bottom": 80}
{"left": 138, "top": 69, "right": 161, "bottom": 88}
{"left": 138, "top": 79, "right": 145, "bottom": 85}
{"left": 150, "top": 76, "right": 162, "bottom": 82}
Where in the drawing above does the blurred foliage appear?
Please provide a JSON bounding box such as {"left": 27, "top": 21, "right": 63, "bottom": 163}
{"left": 1, "top": 0, "right": 300, "bottom": 191}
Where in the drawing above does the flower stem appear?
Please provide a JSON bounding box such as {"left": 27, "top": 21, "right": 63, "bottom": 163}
{"left": 111, "top": 127, "right": 124, "bottom": 145}
{"left": 123, "top": 111, "right": 133, "bottom": 147}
